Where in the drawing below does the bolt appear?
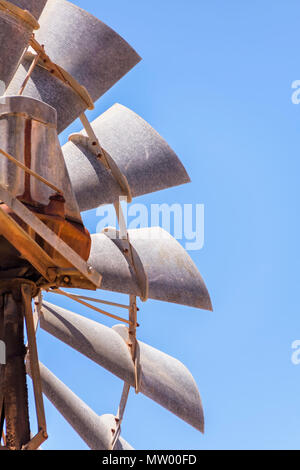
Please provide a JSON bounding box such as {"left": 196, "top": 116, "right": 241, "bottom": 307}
{"left": 63, "top": 276, "right": 70, "bottom": 284}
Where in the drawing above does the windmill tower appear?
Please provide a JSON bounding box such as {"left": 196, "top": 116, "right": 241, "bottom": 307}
{"left": 0, "top": 0, "right": 212, "bottom": 450}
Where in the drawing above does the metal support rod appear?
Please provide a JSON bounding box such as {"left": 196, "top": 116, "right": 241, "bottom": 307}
{"left": 111, "top": 201, "right": 149, "bottom": 301}
{"left": 18, "top": 51, "right": 42, "bottom": 96}
{"left": 78, "top": 114, "right": 133, "bottom": 201}
{"left": 0, "top": 287, "right": 30, "bottom": 450}
{"left": 113, "top": 199, "right": 129, "bottom": 240}
{"left": 110, "top": 383, "right": 130, "bottom": 450}
{"left": 22, "top": 284, "right": 47, "bottom": 450}
{"left": 0, "top": 297, "right": 5, "bottom": 421}
{"left": 79, "top": 113, "right": 108, "bottom": 166}
{"left": 0, "top": 148, "right": 63, "bottom": 195}
{"left": 50, "top": 289, "right": 137, "bottom": 326}
{"left": 62, "top": 293, "right": 130, "bottom": 310}
{"left": 111, "top": 295, "right": 139, "bottom": 450}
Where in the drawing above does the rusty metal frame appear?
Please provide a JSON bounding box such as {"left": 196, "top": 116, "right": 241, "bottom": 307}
{"left": 0, "top": 0, "right": 40, "bottom": 30}
{"left": 0, "top": 185, "right": 101, "bottom": 290}
{"left": 68, "top": 113, "right": 133, "bottom": 203}
{"left": 0, "top": 303, "right": 5, "bottom": 448}
{"left": 18, "top": 36, "right": 94, "bottom": 111}
{"left": 61, "top": 293, "right": 131, "bottom": 310}
{"left": 21, "top": 284, "right": 47, "bottom": 450}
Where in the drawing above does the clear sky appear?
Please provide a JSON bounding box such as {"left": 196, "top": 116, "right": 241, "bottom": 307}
{"left": 29, "top": 0, "right": 300, "bottom": 450}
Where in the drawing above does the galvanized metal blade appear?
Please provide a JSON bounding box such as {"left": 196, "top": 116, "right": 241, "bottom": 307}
{"left": 27, "top": 361, "right": 133, "bottom": 450}
{"left": 0, "top": 0, "right": 41, "bottom": 93}
{"left": 6, "top": 0, "right": 141, "bottom": 133}
{"left": 8, "top": 0, "right": 47, "bottom": 19}
{"left": 63, "top": 103, "right": 191, "bottom": 212}
{"left": 40, "top": 301, "right": 205, "bottom": 432}
{"left": 89, "top": 227, "right": 212, "bottom": 310}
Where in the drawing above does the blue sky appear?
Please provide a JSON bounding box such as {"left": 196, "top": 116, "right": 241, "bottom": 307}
{"left": 29, "top": 0, "right": 300, "bottom": 449}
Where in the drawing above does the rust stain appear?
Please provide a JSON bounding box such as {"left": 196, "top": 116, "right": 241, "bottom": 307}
{"left": 18, "top": 119, "right": 37, "bottom": 205}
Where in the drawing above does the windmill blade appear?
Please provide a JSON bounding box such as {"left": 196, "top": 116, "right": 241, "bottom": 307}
{"left": 6, "top": 0, "right": 141, "bottom": 133}
{"left": 27, "top": 361, "right": 133, "bottom": 450}
{"left": 89, "top": 227, "right": 212, "bottom": 310}
{"left": 9, "top": 0, "right": 47, "bottom": 19}
{"left": 63, "top": 103, "right": 191, "bottom": 212}
{"left": 0, "top": 0, "right": 42, "bottom": 93}
{"left": 40, "top": 301, "right": 205, "bottom": 432}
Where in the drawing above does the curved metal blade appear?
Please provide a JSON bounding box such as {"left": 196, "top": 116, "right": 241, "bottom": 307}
{"left": 89, "top": 227, "right": 212, "bottom": 311}
{"left": 6, "top": 0, "right": 141, "bottom": 133}
{"left": 40, "top": 301, "right": 205, "bottom": 432}
{"left": 62, "top": 103, "right": 191, "bottom": 212}
{"left": 28, "top": 361, "right": 132, "bottom": 450}
{"left": 0, "top": 4, "right": 36, "bottom": 93}
{"left": 9, "top": 0, "right": 47, "bottom": 19}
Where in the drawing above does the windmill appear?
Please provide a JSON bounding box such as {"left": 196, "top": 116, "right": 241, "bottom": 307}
{"left": 0, "top": 0, "right": 212, "bottom": 450}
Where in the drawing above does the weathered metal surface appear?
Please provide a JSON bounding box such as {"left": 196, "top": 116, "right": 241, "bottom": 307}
{"left": 0, "top": 2, "right": 38, "bottom": 93}
{"left": 0, "top": 285, "right": 30, "bottom": 449}
{"left": 0, "top": 95, "right": 94, "bottom": 267}
{"left": 0, "top": 95, "right": 82, "bottom": 222}
{"left": 28, "top": 361, "right": 132, "bottom": 450}
{"left": 40, "top": 302, "right": 205, "bottom": 432}
{"left": 63, "top": 104, "right": 191, "bottom": 212}
{"left": 8, "top": 0, "right": 47, "bottom": 19}
{"left": 6, "top": 0, "right": 141, "bottom": 133}
{"left": 22, "top": 283, "right": 47, "bottom": 451}
{"left": 89, "top": 227, "right": 212, "bottom": 310}
{"left": 0, "top": 186, "right": 101, "bottom": 288}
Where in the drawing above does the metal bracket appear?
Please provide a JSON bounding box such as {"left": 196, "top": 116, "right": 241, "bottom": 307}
{"left": 18, "top": 36, "right": 94, "bottom": 111}
{"left": 0, "top": 147, "right": 63, "bottom": 195}
{"left": 49, "top": 288, "right": 138, "bottom": 327}
{"left": 69, "top": 113, "right": 133, "bottom": 203}
{"left": 111, "top": 295, "right": 141, "bottom": 450}
{"left": 103, "top": 226, "right": 149, "bottom": 302}
{"left": 0, "top": 0, "right": 39, "bottom": 30}
{"left": 0, "top": 185, "right": 102, "bottom": 289}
